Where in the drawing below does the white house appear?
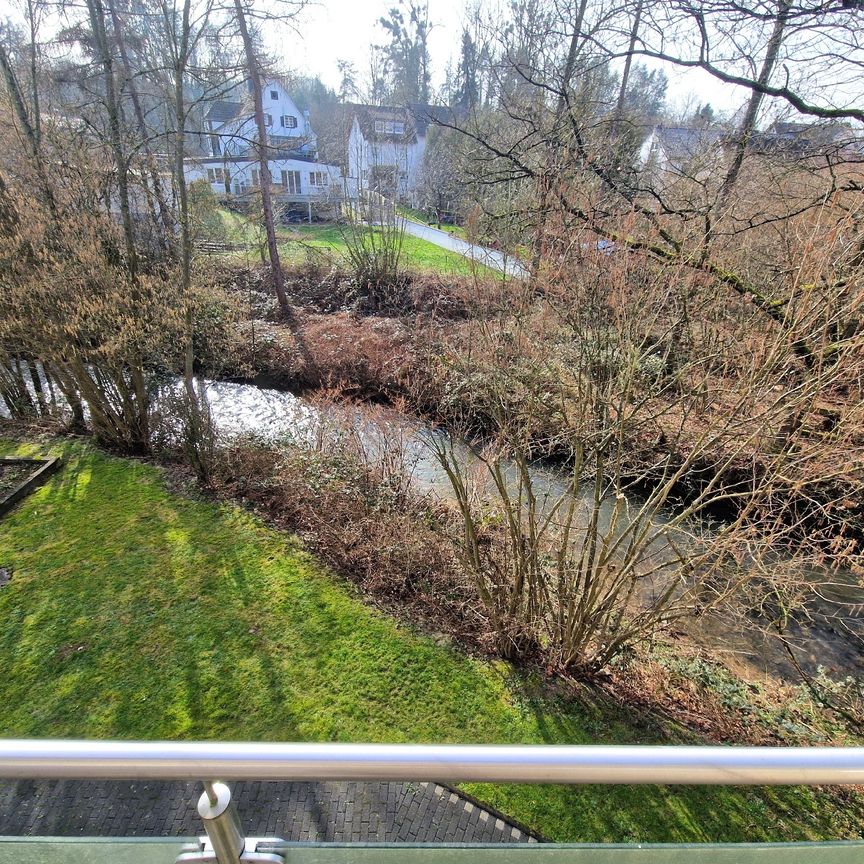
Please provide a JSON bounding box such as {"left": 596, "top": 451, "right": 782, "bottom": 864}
{"left": 185, "top": 78, "right": 343, "bottom": 215}
{"left": 637, "top": 125, "right": 726, "bottom": 183}
{"left": 345, "top": 103, "right": 455, "bottom": 205}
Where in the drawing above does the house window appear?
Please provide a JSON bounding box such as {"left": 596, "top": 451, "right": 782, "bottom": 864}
{"left": 270, "top": 89, "right": 278, "bottom": 100}
{"left": 206, "top": 167, "right": 226, "bottom": 184}
{"left": 251, "top": 168, "right": 260, "bottom": 187}
{"left": 309, "top": 171, "right": 327, "bottom": 187}
{"left": 264, "top": 114, "right": 272, "bottom": 126}
{"left": 210, "top": 134, "right": 221, "bottom": 156}
{"left": 374, "top": 120, "right": 404, "bottom": 134}
{"left": 281, "top": 170, "right": 301, "bottom": 194}
{"left": 281, "top": 115, "right": 298, "bottom": 128}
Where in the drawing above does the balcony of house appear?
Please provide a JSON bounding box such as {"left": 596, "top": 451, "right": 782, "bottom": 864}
{"left": 184, "top": 158, "right": 343, "bottom": 206}
{"left": 1, "top": 741, "right": 864, "bottom": 864}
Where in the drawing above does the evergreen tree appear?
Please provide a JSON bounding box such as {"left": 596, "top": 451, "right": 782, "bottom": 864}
{"left": 336, "top": 59, "right": 359, "bottom": 102}
{"left": 693, "top": 102, "right": 715, "bottom": 125}
{"left": 453, "top": 29, "right": 478, "bottom": 108}
{"left": 376, "top": 0, "right": 430, "bottom": 104}
{"left": 623, "top": 64, "right": 667, "bottom": 120}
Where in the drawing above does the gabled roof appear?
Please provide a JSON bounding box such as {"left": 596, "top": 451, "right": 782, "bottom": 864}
{"left": 407, "top": 103, "right": 461, "bottom": 137}
{"left": 649, "top": 125, "right": 724, "bottom": 161}
{"left": 349, "top": 103, "right": 463, "bottom": 144}
{"left": 205, "top": 100, "right": 244, "bottom": 124}
{"left": 758, "top": 120, "right": 856, "bottom": 154}
{"left": 351, "top": 105, "right": 417, "bottom": 143}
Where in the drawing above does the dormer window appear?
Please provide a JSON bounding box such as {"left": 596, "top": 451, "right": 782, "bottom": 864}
{"left": 270, "top": 89, "right": 278, "bottom": 100}
{"left": 280, "top": 115, "right": 298, "bottom": 128}
{"left": 374, "top": 120, "right": 404, "bottom": 134}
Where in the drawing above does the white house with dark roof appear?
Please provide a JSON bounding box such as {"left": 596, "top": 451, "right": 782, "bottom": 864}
{"left": 185, "top": 78, "right": 342, "bottom": 213}
{"left": 345, "top": 103, "right": 455, "bottom": 205}
{"left": 637, "top": 121, "right": 862, "bottom": 189}
{"left": 637, "top": 125, "right": 726, "bottom": 182}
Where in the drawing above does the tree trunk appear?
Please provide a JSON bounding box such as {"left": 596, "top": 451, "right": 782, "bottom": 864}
{"left": 715, "top": 0, "right": 789, "bottom": 211}
{"left": 106, "top": 0, "right": 175, "bottom": 253}
{"left": 85, "top": 0, "right": 138, "bottom": 278}
{"left": 232, "top": 0, "right": 290, "bottom": 316}
{"left": 0, "top": 42, "right": 56, "bottom": 216}
{"left": 611, "top": 0, "right": 644, "bottom": 137}
{"left": 25, "top": 0, "right": 41, "bottom": 147}
{"left": 165, "top": 0, "right": 212, "bottom": 481}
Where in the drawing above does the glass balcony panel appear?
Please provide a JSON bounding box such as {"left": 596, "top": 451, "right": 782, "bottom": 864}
{"left": 2, "top": 840, "right": 864, "bottom": 864}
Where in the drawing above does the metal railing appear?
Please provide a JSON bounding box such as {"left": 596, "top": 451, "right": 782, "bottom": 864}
{"left": 2, "top": 740, "right": 864, "bottom": 863}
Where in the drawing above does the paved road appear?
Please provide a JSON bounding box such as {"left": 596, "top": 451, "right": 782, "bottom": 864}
{"left": 401, "top": 220, "right": 529, "bottom": 278}
{"left": 0, "top": 779, "right": 537, "bottom": 843}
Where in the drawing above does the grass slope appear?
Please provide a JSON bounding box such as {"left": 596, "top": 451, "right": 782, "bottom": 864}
{"left": 279, "top": 224, "right": 488, "bottom": 277}
{"left": 0, "top": 438, "right": 861, "bottom": 843}
{"left": 216, "top": 211, "right": 487, "bottom": 276}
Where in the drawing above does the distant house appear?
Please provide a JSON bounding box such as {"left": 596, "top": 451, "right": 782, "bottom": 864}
{"left": 750, "top": 121, "right": 863, "bottom": 157}
{"left": 638, "top": 125, "right": 726, "bottom": 182}
{"left": 345, "top": 103, "right": 456, "bottom": 205}
{"left": 184, "top": 78, "right": 343, "bottom": 217}
{"left": 639, "top": 121, "right": 863, "bottom": 187}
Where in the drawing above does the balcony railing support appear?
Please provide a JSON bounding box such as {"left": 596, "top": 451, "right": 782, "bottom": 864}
{"left": 198, "top": 782, "right": 244, "bottom": 864}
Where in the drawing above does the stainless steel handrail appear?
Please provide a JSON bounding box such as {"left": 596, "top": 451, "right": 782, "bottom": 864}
{"left": 2, "top": 740, "right": 864, "bottom": 786}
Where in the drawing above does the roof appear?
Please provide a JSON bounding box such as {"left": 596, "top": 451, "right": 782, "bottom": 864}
{"left": 407, "top": 103, "right": 461, "bottom": 137}
{"left": 205, "top": 100, "right": 244, "bottom": 124}
{"left": 351, "top": 105, "right": 417, "bottom": 143}
{"left": 650, "top": 125, "right": 724, "bottom": 161}
{"left": 349, "top": 103, "right": 463, "bottom": 144}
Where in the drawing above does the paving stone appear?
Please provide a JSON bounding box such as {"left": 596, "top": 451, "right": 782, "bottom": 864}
{"left": 0, "top": 779, "right": 536, "bottom": 844}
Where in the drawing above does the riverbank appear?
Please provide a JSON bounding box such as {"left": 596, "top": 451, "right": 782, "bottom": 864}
{"left": 214, "top": 261, "right": 864, "bottom": 556}
{"left": 1, "top": 435, "right": 863, "bottom": 842}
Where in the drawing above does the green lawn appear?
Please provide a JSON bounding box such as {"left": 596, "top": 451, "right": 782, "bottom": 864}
{"left": 1, "top": 438, "right": 862, "bottom": 843}
{"left": 397, "top": 206, "right": 469, "bottom": 241}
{"left": 279, "top": 223, "right": 488, "bottom": 277}
{"left": 215, "top": 209, "right": 486, "bottom": 276}
{"left": 218, "top": 209, "right": 259, "bottom": 245}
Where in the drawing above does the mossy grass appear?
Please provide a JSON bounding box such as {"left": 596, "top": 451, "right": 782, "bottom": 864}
{"left": 278, "top": 223, "right": 490, "bottom": 277}
{"left": 0, "top": 437, "right": 861, "bottom": 843}
{"left": 397, "top": 205, "right": 469, "bottom": 241}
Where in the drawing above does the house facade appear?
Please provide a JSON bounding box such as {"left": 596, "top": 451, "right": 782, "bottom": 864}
{"left": 345, "top": 104, "right": 454, "bottom": 205}
{"left": 637, "top": 125, "right": 726, "bottom": 183}
{"left": 185, "top": 79, "right": 342, "bottom": 211}
{"left": 184, "top": 157, "right": 341, "bottom": 201}
{"left": 638, "top": 121, "right": 863, "bottom": 188}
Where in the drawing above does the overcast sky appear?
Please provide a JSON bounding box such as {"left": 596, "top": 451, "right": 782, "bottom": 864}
{"left": 275, "top": 0, "right": 745, "bottom": 117}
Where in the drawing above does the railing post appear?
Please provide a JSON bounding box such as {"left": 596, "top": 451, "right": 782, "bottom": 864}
{"left": 198, "top": 781, "right": 244, "bottom": 864}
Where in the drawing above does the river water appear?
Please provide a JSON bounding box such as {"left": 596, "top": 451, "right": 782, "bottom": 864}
{"left": 3, "top": 370, "right": 861, "bottom": 683}
{"left": 203, "top": 378, "right": 863, "bottom": 685}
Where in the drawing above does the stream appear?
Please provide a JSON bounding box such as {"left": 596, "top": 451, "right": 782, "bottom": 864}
{"left": 203, "top": 377, "right": 864, "bottom": 685}
{"left": 3, "top": 369, "right": 862, "bottom": 684}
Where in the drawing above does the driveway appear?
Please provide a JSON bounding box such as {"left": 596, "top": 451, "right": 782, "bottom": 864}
{"left": 401, "top": 220, "right": 528, "bottom": 278}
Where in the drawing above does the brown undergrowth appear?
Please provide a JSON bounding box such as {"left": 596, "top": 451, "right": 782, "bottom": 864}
{"left": 212, "top": 258, "right": 864, "bottom": 557}
{"left": 202, "top": 428, "right": 863, "bottom": 748}
{"left": 4, "top": 417, "right": 860, "bottom": 748}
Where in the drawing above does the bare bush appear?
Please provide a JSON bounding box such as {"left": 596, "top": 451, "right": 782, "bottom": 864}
{"left": 208, "top": 404, "right": 475, "bottom": 630}
{"left": 340, "top": 194, "right": 407, "bottom": 310}
{"left": 423, "top": 242, "right": 864, "bottom": 676}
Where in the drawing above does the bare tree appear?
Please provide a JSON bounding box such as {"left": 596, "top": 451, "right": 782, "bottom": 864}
{"left": 230, "top": 0, "right": 291, "bottom": 315}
